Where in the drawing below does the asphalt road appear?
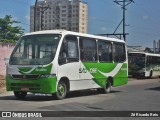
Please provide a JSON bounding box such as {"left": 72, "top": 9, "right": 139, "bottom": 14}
{"left": 0, "top": 78, "right": 160, "bottom": 119}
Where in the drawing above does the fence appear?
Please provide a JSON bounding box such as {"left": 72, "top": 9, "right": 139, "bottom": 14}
{"left": 0, "top": 43, "right": 15, "bottom": 90}
{"left": 0, "top": 75, "right": 5, "bottom": 88}
{"left": 0, "top": 43, "right": 15, "bottom": 75}
{"left": 0, "top": 80, "right": 5, "bottom": 88}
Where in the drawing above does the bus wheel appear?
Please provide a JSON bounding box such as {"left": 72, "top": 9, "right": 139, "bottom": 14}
{"left": 14, "top": 91, "right": 27, "bottom": 99}
{"left": 149, "top": 71, "right": 152, "bottom": 78}
{"left": 103, "top": 81, "right": 111, "bottom": 94}
{"left": 97, "top": 81, "right": 111, "bottom": 94}
{"left": 55, "top": 81, "right": 67, "bottom": 100}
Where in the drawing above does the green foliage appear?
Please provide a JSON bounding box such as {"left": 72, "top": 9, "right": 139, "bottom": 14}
{"left": 0, "top": 15, "right": 24, "bottom": 43}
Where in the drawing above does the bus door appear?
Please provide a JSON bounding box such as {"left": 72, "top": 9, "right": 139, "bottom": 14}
{"left": 58, "top": 35, "right": 80, "bottom": 89}
{"left": 79, "top": 37, "right": 98, "bottom": 88}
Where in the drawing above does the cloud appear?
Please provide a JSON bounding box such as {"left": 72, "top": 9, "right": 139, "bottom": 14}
{"left": 101, "top": 26, "right": 107, "bottom": 31}
{"left": 24, "top": 15, "right": 30, "bottom": 21}
{"left": 89, "top": 16, "right": 96, "bottom": 20}
{"left": 12, "top": 16, "right": 19, "bottom": 21}
{"left": 143, "top": 15, "right": 149, "bottom": 20}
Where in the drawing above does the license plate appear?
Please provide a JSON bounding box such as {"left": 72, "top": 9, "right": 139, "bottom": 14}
{"left": 21, "top": 88, "right": 29, "bottom": 91}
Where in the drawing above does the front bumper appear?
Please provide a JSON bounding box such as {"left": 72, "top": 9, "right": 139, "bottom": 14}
{"left": 6, "top": 76, "right": 57, "bottom": 94}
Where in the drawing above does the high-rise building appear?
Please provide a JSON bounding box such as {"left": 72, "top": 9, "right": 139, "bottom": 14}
{"left": 30, "top": 0, "right": 88, "bottom": 33}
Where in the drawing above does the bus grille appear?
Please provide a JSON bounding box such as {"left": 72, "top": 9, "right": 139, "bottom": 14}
{"left": 12, "top": 75, "right": 40, "bottom": 80}
{"left": 10, "top": 83, "right": 41, "bottom": 91}
{"left": 11, "top": 83, "right": 40, "bottom": 87}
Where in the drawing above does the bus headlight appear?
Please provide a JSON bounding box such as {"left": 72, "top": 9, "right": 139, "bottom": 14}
{"left": 40, "top": 74, "right": 56, "bottom": 78}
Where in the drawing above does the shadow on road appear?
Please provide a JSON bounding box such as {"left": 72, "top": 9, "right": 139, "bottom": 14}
{"left": 66, "top": 90, "right": 121, "bottom": 99}
{"left": 136, "top": 77, "right": 156, "bottom": 80}
{"left": 145, "top": 86, "right": 160, "bottom": 91}
{"left": 0, "top": 90, "right": 121, "bottom": 101}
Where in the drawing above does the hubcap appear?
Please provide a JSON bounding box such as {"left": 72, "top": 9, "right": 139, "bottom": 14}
{"left": 106, "top": 82, "right": 111, "bottom": 93}
{"left": 58, "top": 84, "right": 65, "bottom": 96}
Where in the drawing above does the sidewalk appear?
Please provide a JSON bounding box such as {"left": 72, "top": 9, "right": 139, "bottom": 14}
{"left": 0, "top": 87, "right": 6, "bottom": 94}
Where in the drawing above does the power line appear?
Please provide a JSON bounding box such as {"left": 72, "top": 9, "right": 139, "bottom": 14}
{"left": 131, "top": 1, "right": 160, "bottom": 28}
{"left": 88, "top": 15, "right": 160, "bottom": 38}
{"left": 96, "top": 0, "right": 134, "bottom": 40}
{"left": 113, "top": 0, "right": 134, "bottom": 41}
{"left": 89, "top": 16, "right": 119, "bottom": 25}
{"left": 124, "top": 2, "right": 160, "bottom": 37}
{"left": 15, "top": 0, "right": 31, "bottom": 6}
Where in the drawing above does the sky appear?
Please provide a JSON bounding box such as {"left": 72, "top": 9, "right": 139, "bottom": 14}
{"left": 0, "top": 0, "right": 160, "bottom": 48}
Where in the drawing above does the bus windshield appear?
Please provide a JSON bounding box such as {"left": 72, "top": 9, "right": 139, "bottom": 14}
{"left": 128, "top": 53, "right": 145, "bottom": 69}
{"left": 9, "top": 34, "right": 61, "bottom": 65}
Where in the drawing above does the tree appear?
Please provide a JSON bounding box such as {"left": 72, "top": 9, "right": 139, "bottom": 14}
{"left": 0, "top": 15, "right": 24, "bottom": 43}
{"left": 145, "top": 47, "right": 153, "bottom": 53}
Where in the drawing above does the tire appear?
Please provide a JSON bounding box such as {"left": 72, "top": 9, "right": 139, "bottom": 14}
{"left": 14, "top": 91, "right": 27, "bottom": 99}
{"left": 149, "top": 71, "right": 152, "bottom": 78}
{"left": 97, "top": 81, "right": 111, "bottom": 94}
{"left": 55, "top": 81, "right": 67, "bottom": 100}
{"left": 103, "top": 81, "right": 111, "bottom": 93}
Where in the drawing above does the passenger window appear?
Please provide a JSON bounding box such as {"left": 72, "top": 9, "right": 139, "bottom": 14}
{"left": 58, "top": 35, "right": 79, "bottom": 65}
{"left": 98, "top": 40, "right": 112, "bottom": 62}
{"left": 113, "top": 43, "right": 126, "bottom": 62}
{"left": 80, "top": 37, "right": 97, "bottom": 62}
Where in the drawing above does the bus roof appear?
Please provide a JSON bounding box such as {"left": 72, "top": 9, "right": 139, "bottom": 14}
{"left": 129, "top": 51, "right": 160, "bottom": 57}
{"left": 25, "top": 30, "right": 125, "bottom": 43}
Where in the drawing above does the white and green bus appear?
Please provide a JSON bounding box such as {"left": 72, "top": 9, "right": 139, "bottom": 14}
{"left": 128, "top": 52, "right": 160, "bottom": 78}
{"left": 6, "top": 30, "right": 128, "bottom": 99}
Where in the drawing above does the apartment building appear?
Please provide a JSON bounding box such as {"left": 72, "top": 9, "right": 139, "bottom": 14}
{"left": 30, "top": 0, "right": 88, "bottom": 33}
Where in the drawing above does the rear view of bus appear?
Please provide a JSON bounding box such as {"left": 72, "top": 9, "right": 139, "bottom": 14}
{"left": 128, "top": 52, "right": 160, "bottom": 78}
{"left": 6, "top": 30, "right": 128, "bottom": 100}
{"left": 128, "top": 52, "right": 146, "bottom": 78}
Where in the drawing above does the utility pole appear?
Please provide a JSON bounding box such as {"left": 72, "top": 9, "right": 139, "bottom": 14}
{"left": 114, "top": 0, "right": 134, "bottom": 41}
{"left": 39, "top": 3, "right": 49, "bottom": 30}
{"left": 34, "top": 0, "right": 49, "bottom": 31}
{"left": 123, "top": 0, "right": 126, "bottom": 41}
{"left": 34, "top": 0, "right": 38, "bottom": 32}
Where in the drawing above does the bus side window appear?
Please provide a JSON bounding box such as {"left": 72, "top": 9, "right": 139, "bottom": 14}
{"left": 113, "top": 43, "right": 126, "bottom": 62}
{"left": 58, "top": 35, "right": 79, "bottom": 65}
{"left": 147, "top": 56, "right": 151, "bottom": 66}
{"left": 98, "top": 40, "right": 112, "bottom": 62}
{"left": 79, "top": 37, "right": 97, "bottom": 62}
{"left": 158, "top": 57, "right": 160, "bottom": 64}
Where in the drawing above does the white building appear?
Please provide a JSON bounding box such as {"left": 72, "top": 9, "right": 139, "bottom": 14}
{"left": 30, "top": 0, "right": 88, "bottom": 33}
